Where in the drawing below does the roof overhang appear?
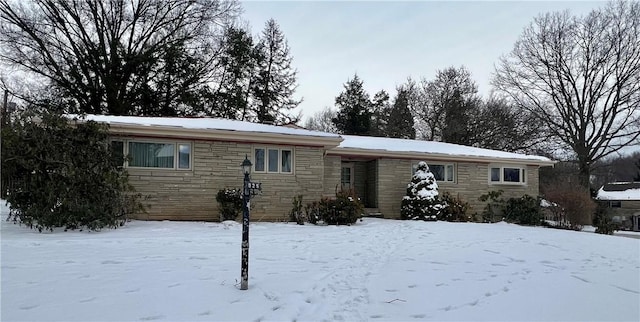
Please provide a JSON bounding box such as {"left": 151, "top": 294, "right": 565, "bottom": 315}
{"left": 328, "top": 147, "right": 556, "bottom": 167}
{"left": 73, "top": 119, "right": 343, "bottom": 149}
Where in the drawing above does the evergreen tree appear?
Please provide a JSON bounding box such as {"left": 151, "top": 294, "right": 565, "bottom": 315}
{"left": 252, "top": 19, "right": 301, "bottom": 124}
{"left": 2, "top": 109, "right": 143, "bottom": 231}
{"left": 442, "top": 89, "right": 474, "bottom": 145}
{"left": 401, "top": 161, "right": 447, "bottom": 221}
{"left": 215, "top": 26, "right": 257, "bottom": 120}
{"left": 370, "top": 90, "right": 390, "bottom": 137}
{"left": 634, "top": 158, "right": 640, "bottom": 181}
{"left": 332, "top": 74, "right": 373, "bottom": 135}
{"left": 386, "top": 87, "right": 416, "bottom": 139}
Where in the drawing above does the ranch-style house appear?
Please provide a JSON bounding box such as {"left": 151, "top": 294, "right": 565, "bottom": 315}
{"left": 76, "top": 114, "right": 555, "bottom": 221}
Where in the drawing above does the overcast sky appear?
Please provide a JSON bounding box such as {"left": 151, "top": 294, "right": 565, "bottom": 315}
{"left": 241, "top": 1, "right": 606, "bottom": 121}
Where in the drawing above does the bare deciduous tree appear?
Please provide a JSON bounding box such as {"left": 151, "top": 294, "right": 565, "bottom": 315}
{"left": 493, "top": 1, "right": 640, "bottom": 187}
{"left": 470, "top": 96, "right": 549, "bottom": 153}
{"left": 406, "top": 66, "right": 479, "bottom": 142}
{"left": 0, "top": 0, "right": 240, "bottom": 115}
{"left": 304, "top": 106, "right": 337, "bottom": 133}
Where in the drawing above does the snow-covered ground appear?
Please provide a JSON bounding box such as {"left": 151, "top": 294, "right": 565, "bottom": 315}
{"left": 2, "top": 207, "right": 639, "bottom": 321}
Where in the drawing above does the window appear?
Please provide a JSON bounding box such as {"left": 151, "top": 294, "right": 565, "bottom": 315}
{"left": 178, "top": 144, "right": 190, "bottom": 169}
{"left": 254, "top": 147, "right": 293, "bottom": 173}
{"left": 281, "top": 150, "right": 292, "bottom": 173}
{"left": 412, "top": 162, "right": 455, "bottom": 182}
{"left": 129, "top": 142, "right": 175, "bottom": 168}
{"left": 489, "top": 165, "right": 526, "bottom": 184}
{"left": 255, "top": 149, "right": 265, "bottom": 172}
{"left": 610, "top": 201, "right": 622, "bottom": 208}
{"left": 268, "top": 149, "right": 279, "bottom": 172}
{"left": 110, "top": 139, "right": 191, "bottom": 170}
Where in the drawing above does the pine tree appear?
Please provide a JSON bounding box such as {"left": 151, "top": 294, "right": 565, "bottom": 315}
{"left": 215, "top": 26, "right": 256, "bottom": 120}
{"left": 386, "top": 87, "right": 416, "bottom": 139}
{"left": 252, "top": 19, "right": 301, "bottom": 124}
{"left": 370, "top": 90, "right": 390, "bottom": 137}
{"left": 634, "top": 158, "right": 640, "bottom": 181}
{"left": 442, "top": 89, "right": 475, "bottom": 145}
{"left": 400, "top": 161, "right": 447, "bottom": 221}
{"left": 332, "top": 74, "right": 373, "bottom": 135}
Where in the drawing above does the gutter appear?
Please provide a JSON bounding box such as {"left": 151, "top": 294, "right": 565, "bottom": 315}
{"left": 328, "top": 147, "right": 556, "bottom": 167}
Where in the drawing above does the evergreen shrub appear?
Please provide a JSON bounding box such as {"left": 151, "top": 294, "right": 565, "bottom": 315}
{"left": 216, "top": 188, "right": 242, "bottom": 221}
{"left": 440, "top": 192, "right": 471, "bottom": 222}
{"left": 479, "top": 190, "right": 505, "bottom": 223}
{"left": 503, "top": 195, "right": 543, "bottom": 225}
{"left": 303, "top": 189, "right": 363, "bottom": 225}
{"left": 400, "top": 161, "right": 447, "bottom": 221}
{"left": 593, "top": 203, "right": 616, "bottom": 235}
{"left": 2, "top": 111, "right": 143, "bottom": 232}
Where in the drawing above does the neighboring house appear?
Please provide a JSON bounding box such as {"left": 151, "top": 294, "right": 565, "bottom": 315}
{"left": 596, "top": 182, "right": 640, "bottom": 231}
{"left": 76, "top": 115, "right": 555, "bottom": 221}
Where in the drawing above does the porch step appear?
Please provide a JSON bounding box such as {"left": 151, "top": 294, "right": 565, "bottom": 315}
{"left": 363, "top": 208, "right": 383, "bottom": 218}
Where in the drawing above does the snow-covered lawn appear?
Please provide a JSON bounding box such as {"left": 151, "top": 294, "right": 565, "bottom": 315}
{"left": 2, "top": 212, "right": 639, "bottom": 321}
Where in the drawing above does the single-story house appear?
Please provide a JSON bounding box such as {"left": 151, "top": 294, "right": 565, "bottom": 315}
{"left": 596, "top": 182, "right": 640, "bottom": 231}
{"left": 75, "top": 114, "right": 555, "bottom": 221}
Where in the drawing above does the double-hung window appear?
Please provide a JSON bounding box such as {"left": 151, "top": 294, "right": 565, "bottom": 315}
{"left": 111, "top": 140, "right": 191, "bottom": 170}
{"left": 489, "top": 165, "right": 526, "bottom": 184}
{"left": 254, "top": 147, "right": 293, "bottom": 174}
{"left": 412, "top": 162, "right": 455, "bottom": 183}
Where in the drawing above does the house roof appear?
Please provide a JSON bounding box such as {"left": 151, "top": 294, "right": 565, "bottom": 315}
{"left": 71, "top": 114, "right": 554, "bottom": 166}
{"left": 331, "top": 135, "right": 555, "bottom": 166}
{"left": 71, "top": 114, "right": 343, "bottom": 147}
{"left": 596, "top": 182, "right": 640, "bottom": 201}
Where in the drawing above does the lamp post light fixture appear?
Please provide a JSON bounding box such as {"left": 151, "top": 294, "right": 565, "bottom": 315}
{"left": 238, "top": 154, "right": 261, "bottom": 290}
{"left": 240, "top": 155, "right": 252, "bottom": 290}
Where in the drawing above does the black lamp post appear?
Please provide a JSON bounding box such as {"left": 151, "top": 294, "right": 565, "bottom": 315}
{"left": 240, "top": 155, "right": 252, "bottom": 290}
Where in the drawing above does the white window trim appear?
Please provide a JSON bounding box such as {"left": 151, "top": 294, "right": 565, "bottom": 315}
{"left": 112, "top": 139, "right": 192, "bottom": 170}
{"left": 341, "top": 162, "right": 355, "bottom": 189}
{"left": 412, "top": 162, "right": 456, "bottom": 183}
{"left": 488, "top": 164, "right": 526, "bottom": 185}
{"left": 253, "top": 146, "right": 294, "bottom": 174}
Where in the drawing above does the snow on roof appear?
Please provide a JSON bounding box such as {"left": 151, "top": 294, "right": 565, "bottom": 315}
{"left": 71, "top": 114, "right": 341, "bottom": 139}
{"left": 596, "top": 182, "right": 640, "bottom": 200}
{"left": 338, "top": 135, "right": 552, "bottom": 162}
{"left": 73, "top": 115, "right": 552, "bottom": 163}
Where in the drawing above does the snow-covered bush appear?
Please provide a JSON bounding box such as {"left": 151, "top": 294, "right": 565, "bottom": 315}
{"left": 216, "top": 188, "right": 242, "bottom": 221}
{"left": 2, "top": 111, "right": 143, "bottom": 232}
{"left": 400, "top": 161, "right": 447, "bottom": 221}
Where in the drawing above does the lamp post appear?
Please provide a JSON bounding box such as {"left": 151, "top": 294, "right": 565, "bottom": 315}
{"left": 240, "top": 155, "right": 252, "bottom": 290}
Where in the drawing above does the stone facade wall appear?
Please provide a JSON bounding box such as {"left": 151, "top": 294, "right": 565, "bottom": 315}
{"left": 127, "top": 140, "right": 326, "bottom": 222}
{"left": 125, "top": 138, "right": 543, "bottom": 222}
{"left": 375, "top": 158, "right": 541, "bottom": 219}
{"left": 323, "top": 155, "right": 341, "bottom": 197}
